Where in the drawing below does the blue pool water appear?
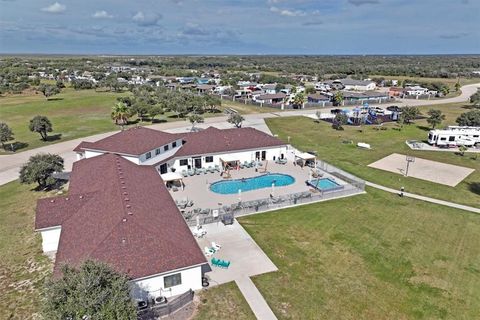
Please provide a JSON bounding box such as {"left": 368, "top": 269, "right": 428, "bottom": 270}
{"left": 210, "top": 173, "right": 295, "bottom": 194}
{"left": 308, "top": 178, "right": 343, "bottom": 191}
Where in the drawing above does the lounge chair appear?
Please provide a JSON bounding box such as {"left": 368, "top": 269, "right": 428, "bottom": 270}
{"left": 181, "top": 170, "right": 188, "bottom": 177}
{"left": 214, "top": 165, "right": 220, "bottom": 172}
{"left": 196, "top": 168, "right": 203, "bottom": 175}
{"left": 243, "top": 161, "right": 250, "bottom": 168}
{"left": 207, "top": 166, "right": 214, "bottom": 173}
{"left": 188, "top": 169, "right": 195, "bottom": 176}
{"left": 212, "top": 242, "right": 221, "bottom": 250}
{"left": 204, "top": 247, "right": 214, "bottom": 256}
{"left": 211, "top": 257, "right": 230, "bottom": 268}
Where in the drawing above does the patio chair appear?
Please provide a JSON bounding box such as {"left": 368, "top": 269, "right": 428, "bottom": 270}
{"left": 239, "top": 162, "right": 245, "bottom": 169}
{"left": 212, "top": 242, "right": 221, "bottom": 250}
{"left": 204, "top": 247, "right": 214, "bottom": 257}
{"left": 196, "top": 168, "right": 203, "bottom": 175}
{"left": 186, "top": 200, "right": 194, "bottom": 207}
{"left": 243, "top": 161, "right": 251, "bottom": 168}
{"left": 181, "top": 170, "right": 188, "bottom": 177}
{"left": 207, "top": 166, "right": 214, "bottom": 173}
{"left": 200, "top": 208, "right": 210, "bottom": 215}
{"left": 188, "top": 169, "right": 195, "bottom": 176}
{"left": 214, "top": 165, "right": 220, "bottom": 172}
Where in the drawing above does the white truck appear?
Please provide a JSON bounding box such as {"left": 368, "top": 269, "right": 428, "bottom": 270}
{"left": 427, "top": 126, "right": 480, "bottom": 147}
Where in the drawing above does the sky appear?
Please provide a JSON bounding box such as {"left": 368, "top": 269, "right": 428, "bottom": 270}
{"left": 0, "top": 0, "right": 479, "bottom": 55}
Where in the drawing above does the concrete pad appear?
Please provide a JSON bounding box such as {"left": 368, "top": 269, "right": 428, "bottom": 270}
{"left": 236, "top": 276, "right": 278, "bottom": 320}
{"left": 368, "top": 153, "right": 475, "bottom": 187}
{"left": 194, "top": 220, "right": 277, "bottom": 286}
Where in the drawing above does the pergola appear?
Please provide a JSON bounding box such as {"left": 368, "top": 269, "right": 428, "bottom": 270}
{"left": 220, "top": 154, "right": 240, "bottom": 170}
{"left": 294, "top": 152, "right": 316, "bottom": 167}
{"left": 160, "top": 172, "right": 184, "bottom": 190}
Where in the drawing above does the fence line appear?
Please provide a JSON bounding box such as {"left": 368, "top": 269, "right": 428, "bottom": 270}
{"left": 184, "top": 160, "right": 365, "bottom": 226}
{"left": 138, "top": 289, "right": 194, "bottom": 319}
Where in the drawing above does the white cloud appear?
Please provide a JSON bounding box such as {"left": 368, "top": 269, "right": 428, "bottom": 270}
{"left": 270, "top": 6, "right": 306, "bottom": 17}
{"left": 132, "top": 11, "right": 162, "bottom": 26}
{"left": 41, "top": 2, "right": 66, "bottom": 14}
{"left": 92, "top": 10, "right": 113, "bottom": 19}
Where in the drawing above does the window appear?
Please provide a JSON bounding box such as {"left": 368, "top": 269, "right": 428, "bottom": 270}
{"left": 164, "top": 144, "right": 169, "bottom": 151}
{"left": 155, "top": 148, "right": 161, "bottom": 155}
{"left": 179, "top": 159, "right": 188, "bottom": 166}
{"left": 448, "top": 136, "right": 455, "bottom": 142}
{"left": 440, "top": 137, "right": 446, "bottom": 141}
{"left": 164, "top": 273, "right": 182, "bottom": 288}
{"left": 172, "top": 141, "right": 177, "bottom": 148}
{"left": 146, "top": 152, "right": 151, "bottom": 159}
{"left": 205, "top": 156, "right": 213, "bottom": 163}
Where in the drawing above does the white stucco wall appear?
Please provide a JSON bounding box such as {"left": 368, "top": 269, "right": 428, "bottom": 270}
{"left": 84, "top": 150, "right": 105, "bottom": 159}
{"left": 40, "top": 227, "right": 61, "bottom": 253}
{"left": 169, "top": 146, "right": 288, "bottom": 172}
{"left": 131, "top": 265, "right": 203, "bottom": 300}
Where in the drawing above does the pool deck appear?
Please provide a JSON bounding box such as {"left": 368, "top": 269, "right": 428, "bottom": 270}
{"left": 169, "top": 161, "right": 349, "bottom": 211}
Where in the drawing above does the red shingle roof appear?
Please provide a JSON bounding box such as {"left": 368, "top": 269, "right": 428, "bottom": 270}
{"left": 36, "top": 153, "right": 206, "bottom": 279}
{"left": 74, "top": 127, "right": 286, "bottom": 160}
{"left": 175, "top": 127, "right": 286, "bottom": 157}
{"left": 80, "top": 127, "right": 180, "bottom": 156}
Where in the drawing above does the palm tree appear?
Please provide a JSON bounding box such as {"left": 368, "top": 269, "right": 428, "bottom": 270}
{"left": 334, "top": 91, "right": 344, "bottom": 106}
{"left": 111, "top": 102, "right": 130, "bottom": 128}
{"left": 292, "top": 92, "right": 306, "bottom": 109}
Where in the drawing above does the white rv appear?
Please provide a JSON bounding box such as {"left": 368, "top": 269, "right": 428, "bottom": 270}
{"left": 428, "top": 126, "right": 480, "bottom": 147}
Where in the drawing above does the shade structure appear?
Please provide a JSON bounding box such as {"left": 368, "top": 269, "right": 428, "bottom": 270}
{"left": 160, "top": 172, "right": 184, "bottom": 182}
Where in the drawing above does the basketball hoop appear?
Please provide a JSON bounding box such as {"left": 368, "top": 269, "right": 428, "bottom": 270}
{"left": 405, "top": 155, "right": 415, "bottom": 176}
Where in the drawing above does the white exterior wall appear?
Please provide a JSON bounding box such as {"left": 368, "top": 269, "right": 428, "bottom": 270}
{"left": 131, "top": 265, "right": 203, "bottom": 300}
{"left": 84, "top": 150, "right": 105, "bottom": 159}
{"left": 138, "top": 139, "right": 183, "bottom": 165}
{"left": 170, "top": 146, "right": 288, "bottom": 172}
{"left": 40, "top": 227, "right": 61, "bottom": 252}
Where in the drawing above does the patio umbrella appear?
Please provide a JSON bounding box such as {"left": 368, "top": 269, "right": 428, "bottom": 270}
{"left": 271, "top": 182, "right": 275, "bottom": 196}
{"left": 196, "top": 215, "right": 200, "bottom": 228}
{"left": 238, "top": 189, "right": 242, "bottom": 202}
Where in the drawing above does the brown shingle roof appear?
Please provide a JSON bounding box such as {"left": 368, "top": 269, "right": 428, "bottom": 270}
{"left": 80, "top": 127, "right": 180, "bottom": 156}
{"left": 174, "top": 127, "right": 286, "bottom": 157}
{"left": 36, "top": 153, "right": 206, "bottom": 279}
{"left": 74, "top": 127, "right": 286, "bottom": 160}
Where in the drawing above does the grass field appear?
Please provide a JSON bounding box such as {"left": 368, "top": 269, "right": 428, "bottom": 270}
{"left": 266, "top": 103, "right": 479, "bottom": 207}
{"left": 0, "top": 181, "right": 53, "bottom": 320}
{"left": 239, "top": 188, "right": 480, "bottom": 319}
{"left": 0, "top": 88, "right": 226, "bottom": 154}
{"left": 194, "top": 282, "right": 255, "bottom": 320}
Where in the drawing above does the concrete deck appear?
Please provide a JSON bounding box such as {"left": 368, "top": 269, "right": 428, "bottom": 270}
{"left": 170, "top": 160, "right": 348, "bottom": 212}
{"left": 195, "top": 220, "right": 277, "bottom": 286}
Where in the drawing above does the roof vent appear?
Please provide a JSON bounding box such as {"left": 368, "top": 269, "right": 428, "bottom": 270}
{"left": 121, "top": 181, "right": 125, "bottom": 184}
{"left": 50, "top": 199, "right": 55, "bottom": 203}
{"left": 121, "top": 186, "right": 126, "bottom": 189}
{"left": 121, "top": 238, "right": 126, "bottom": 244}
{"left": 124, "top": 198, "right": 130, "bottom": 201}
{"left": 122, "top": 218, "right": 127, "bottom": 222}
{"left": 65, "top": 197, "right": 69, "bottom": 201}
{"left": 126, "top": 204, "right": 131, "bottom": 208}
{"left": 127, "top": 211, "right": 133, "bottom": 215}
{"left": 79, "top": 195, "right": 84, "bottom": 199}
{"left": 123, "top": 192, "right": 128, "bottom": 195}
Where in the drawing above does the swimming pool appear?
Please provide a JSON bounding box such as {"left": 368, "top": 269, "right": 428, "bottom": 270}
{"left": 210, "top": 173, "right": 295, "bottom": 194}
{"left": 307, "top": 178, "right": 343, "bottom": 191}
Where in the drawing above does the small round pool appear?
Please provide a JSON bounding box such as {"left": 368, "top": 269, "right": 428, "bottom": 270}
{"left": 210, "top": 173, "right": 295, "bottom": 194}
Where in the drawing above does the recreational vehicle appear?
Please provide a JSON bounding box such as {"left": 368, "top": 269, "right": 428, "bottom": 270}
{"left": 427, "top": 126, "right": 480, "bottom": 147}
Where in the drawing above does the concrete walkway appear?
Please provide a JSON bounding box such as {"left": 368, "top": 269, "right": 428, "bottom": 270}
{"left": 366, "top": 181, "right": 480, "bottom": 213}
{"left": 235, "top": 276, "right": 277, "bottom": 320}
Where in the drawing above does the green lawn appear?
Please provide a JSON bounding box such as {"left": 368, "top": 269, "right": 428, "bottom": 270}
{"left": 0, "top": 89, "right": 124, "bottom": 153}
{"left": 266, "top": 103, "right": 479, "bottom": 207}
{"left": 0, "top": 88, "right": 226, "bottom": 154}
{"left": 194, "top": 282, "right": 255, "bottom": 320}
{"left": 239, "top": 188, "right": 480, "bottom": 319}
{"left": 0, "top": 181, "right": 53, "bottom": 319}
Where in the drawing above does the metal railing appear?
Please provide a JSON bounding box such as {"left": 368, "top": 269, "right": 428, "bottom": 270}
{"left": 138, "top": 289, "right": 194, "bottom": 319}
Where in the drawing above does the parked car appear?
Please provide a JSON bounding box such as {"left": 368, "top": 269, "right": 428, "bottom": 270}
{"left": 387, "top": 105, "right": 401, "bottom": 112}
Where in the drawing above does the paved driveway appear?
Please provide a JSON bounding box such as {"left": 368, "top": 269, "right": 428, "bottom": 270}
{"left": 194, "top": 220, "right": 277, "bottom": 286}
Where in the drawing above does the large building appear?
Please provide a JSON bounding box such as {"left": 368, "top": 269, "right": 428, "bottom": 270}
{"left": 35, "top": 126, "right": 287, "bottom": 301}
